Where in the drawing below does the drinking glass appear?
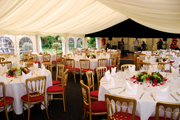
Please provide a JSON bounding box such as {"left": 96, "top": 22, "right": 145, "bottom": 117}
{"left": 143, "top": 81, "right": 148, "bottom": 91}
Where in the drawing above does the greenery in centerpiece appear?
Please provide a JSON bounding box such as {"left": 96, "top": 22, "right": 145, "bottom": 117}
{"left": 134, "top": 72, "right": 166, "bottom": 84}
{"left": 7, "top": 67, "right": 30, "bottom": 76}
{"left": 156, "top": 57, "right": 170, "bottom": 62}
{"left": 0, "top": 57, "right": 5, "bottom": 62}
{"left": 39, "top": 52, "right": 43, "bottom": 55}
{"left": 87, "top": 54, "right": 96, "bottom": 58}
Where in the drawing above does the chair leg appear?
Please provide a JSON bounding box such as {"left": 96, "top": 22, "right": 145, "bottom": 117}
{"left": 4, "top": 106, "right": 9, "bottom": 120}
{"left": 80, "top": 72, "right": 82, "bottom": 80}
{"left": 89, "top": 113, "right": 92, "bottom": 120}
{"left": 11, "top": 103, "right": 15, "bottom": 118}
{"left": 83, "top": 108, "right": 86, "bottom": 120}
{"left": 44, "top": 98, "right": 49, "bottom": 119}
{"left": 28, "top": 103, "right": 30, "bottom": 120}
{"left": 63, "top": 93, "right": 66, "bottom": 112}
{"left": 65, "top": 92, "right": 67, "bottom": 104}
{"left": 73, "top": 72, "right": 76, "bottom": 83}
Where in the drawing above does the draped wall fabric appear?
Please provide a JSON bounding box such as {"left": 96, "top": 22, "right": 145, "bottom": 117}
{"left": 97, "top": 0, "right": 180, "bottom": 34}
{"left": 0, "top": 0, "right": 127, "bottom": 36}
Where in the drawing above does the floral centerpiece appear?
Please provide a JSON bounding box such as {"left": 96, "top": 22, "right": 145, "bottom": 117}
{"left": 86, "top": 54, "right": 96, "bottom": 58}
{"left": 52, "top": 42, "right": 61, "bottom": 53}
{"left": 156, "top": 57, "right": 170, "bottom": 62}
{"left": 39, "top": 52, "right": 43, "bottom": 55}
{"left": 7, "top": 67, "right": 30, "bottom": 77}
{"left": 0, "top": 57, "right": 5, "bottom": 62}
{"left": 131, "top": 72, "right": 167, "bottom": 85}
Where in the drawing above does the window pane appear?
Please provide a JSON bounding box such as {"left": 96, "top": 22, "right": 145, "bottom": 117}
{"left": 0, "top": 36, "right": 14, "bottom": 53}
{"left": 76, "top": 38, "right": 83, "bottom": 48}
{"left": 68, "top": 37, "right": 74, "bottom": 54}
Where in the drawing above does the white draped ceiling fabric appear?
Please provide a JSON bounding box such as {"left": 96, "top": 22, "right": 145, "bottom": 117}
{"left": 0, "top": 0, "right": 179, "bottom": 35}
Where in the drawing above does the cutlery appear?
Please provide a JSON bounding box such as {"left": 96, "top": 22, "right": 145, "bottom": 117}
{"left": 150, "top": 92, "right": 156, "bottom": 101}
{"left": 170, "top": 94, "right": 179, "bottom": 102}
{"left": 176, "top": 92, "right": 180, "bottom": 96}
{"left": 118, "top": 88, "right": 126, "bottom": 94}
{"left": 108, "top": 87, "right": 122, "bottom": 90}
{"left": 8, "top": 79, "right": 13, "bottom": 84}
{"left": 139, "top": 92, "right": 144, "bottom": 99}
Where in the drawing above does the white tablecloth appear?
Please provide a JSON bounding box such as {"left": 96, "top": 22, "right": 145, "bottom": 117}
{"left": 99, "top": 71, "right": 180, "bottom": 120}
{"left": 0, "top": 69, "right": 52, "bottom": 115}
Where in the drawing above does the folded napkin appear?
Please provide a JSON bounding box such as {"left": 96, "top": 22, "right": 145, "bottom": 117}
{"left": 111, "top": 67, "right": 116, "bottom": 76}
{"left": 33, "top": 63, "right": 38, "bottom": 68}
{"left": 156, "top": 86, "right": 169, "bottom": 99}
{"left": 41, "top": 64, "right": 46, "bottom": 69}
{"left": 129, "top": 65, "right": 135, "bottom": 72}
{"left": 105, "top": 70, "right": 115, "bottom": 87}
{"left": 22, "top": 71, "right": 32, "bottom": 82}
{"left": 125, "top": 81, "right": 137, "bottom": 95}
{"left": 0, "top": 74, "right": 6, "bottom": 83}
{"left": 105, "top": 70, "right": 111, "bottom": 81}
{"left": 172, "top": 57, "right": 180, "bottom": 67}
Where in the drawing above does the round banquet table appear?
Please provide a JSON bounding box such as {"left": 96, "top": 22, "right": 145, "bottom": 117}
{"left": 0, "top": 69, "right": 52, "bottom": 115}
{"left": 98, "top": 71, "right": 180, "bottom": 120}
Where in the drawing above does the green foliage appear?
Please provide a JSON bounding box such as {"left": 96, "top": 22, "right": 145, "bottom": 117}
{"left": 22, "top": 42, "right": 33, "bottom": 51}
{"left": 87, "top": 37, "right": 96, "bottom": 48}
{"left": 48, "top": 40, "right": 52, "bottom": 48}
{"left": 44, "top": 43, "right": 50, "bottom": 47}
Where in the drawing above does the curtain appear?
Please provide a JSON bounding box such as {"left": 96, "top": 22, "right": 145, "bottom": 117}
{"left": 97, "top": 0, "right": 180, "bottom": 33}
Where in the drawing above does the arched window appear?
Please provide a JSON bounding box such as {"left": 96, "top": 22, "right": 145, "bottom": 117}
{"left": 0, "top": 36, "right": 14, "bottom": 53}
{"left": 68, "top": 37, "right": 74, "bottom": 54}
{"left": 19, "top": 37, "right": 33, "bottom": 58}
{"left": 76, "top": 38, "right": 83, "bottom": 48}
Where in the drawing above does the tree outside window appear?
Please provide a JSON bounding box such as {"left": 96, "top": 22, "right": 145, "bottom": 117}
{"left": 68, "top": 37, "right": 74, "bottom": 54}
{"left": 0, "top": 36, "right": 14, "bottom": 53}
{"left": 87, "top": 37, "right": 96, "bottom": 48}
{"left": 76, "top": 38, "right": 83, "bottom": 48}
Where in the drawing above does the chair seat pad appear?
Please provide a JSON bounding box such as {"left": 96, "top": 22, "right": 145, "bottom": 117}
{"left": 113, "top": 112, "right": 140, "bottom": 120}
{"left": 0, "top": 97, "right": 13, "bottom": 107}
{"left": 82, "top": 69, "right": 93, "bottom": 72}
{"left": 52, "top": 80, "right": 61, "bottom": 85}
{"left": 90, "top": 90, "right": 99, "bottom": 98}
{"left": 69, "top": 68, "right": 80, "bottom": 71}
{"left": 21, "top": 94, "right": 44, "bottom": 102}
{"left": 85, "top": 101, "right": 106, "bottom": 113}
{"left": 107, "top": 66, "right": 114, "bottom": 69}
{"left": 42, "top": 61, "right": 50, "bottom": 63}
{"left": 148, "top": 117, "right": 169, "bottom": 120}
{"left": 115, "top": 65, "right": 119, "bottom": 67}
{"left": 33, "top": 61, "right": 40, "bottom": 63}
{"left": 52, "top": 60, "right": 60, "bottom": 62}
{"left": 47, "top": 86, "right": 65, "bottom": 92}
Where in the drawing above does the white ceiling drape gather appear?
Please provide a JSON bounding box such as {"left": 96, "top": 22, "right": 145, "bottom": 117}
{"left": 97, "top": 0, "right": 180, "bottom": 34}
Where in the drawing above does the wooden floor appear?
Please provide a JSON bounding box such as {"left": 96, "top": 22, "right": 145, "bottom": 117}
{"left": 121, "top": 53, "right": 134, "bottom": 60}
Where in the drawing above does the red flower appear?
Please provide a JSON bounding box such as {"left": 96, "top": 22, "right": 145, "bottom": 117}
{"left": 146, "top": 77, "right": 150, "bottom": 81}
{"left": 163, "top": 77, "right": 167, "bottom": 81}
{"left": 12, "top": 70, "right": 16, "bottom": 72}
{"left": 136, "top": 77, "right": 139, "bottom": 81}
{"left": 153, "top": 79, "right": 158, "bottom": 83}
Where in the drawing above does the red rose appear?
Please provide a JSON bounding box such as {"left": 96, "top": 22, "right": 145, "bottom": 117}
{"left": 136, "top": 77, "right": 139, "bottom": 81}
{"left": 12, "top": 70, "right": 16, "bottom": 72}
{"left": 146, "top": 77, "right": 150, "bottom": 81}
{"left": 153, "top": 79, "right": 158, "bottom": 83}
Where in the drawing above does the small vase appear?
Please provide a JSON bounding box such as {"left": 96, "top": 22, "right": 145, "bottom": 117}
{"left": 56, "top": 48, "right": 58, "bottom": 54}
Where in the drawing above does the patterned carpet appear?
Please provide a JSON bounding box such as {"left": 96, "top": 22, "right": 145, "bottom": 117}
{"left": 0, "top": 60, "right": 134, "bottom": 120}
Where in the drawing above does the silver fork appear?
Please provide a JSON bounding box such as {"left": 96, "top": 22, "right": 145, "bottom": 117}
{"left": 118, "top": 88, "right": 126, "bottom": 94}
{"left": 150, "top": 92, "right": 156, "bottom": 101}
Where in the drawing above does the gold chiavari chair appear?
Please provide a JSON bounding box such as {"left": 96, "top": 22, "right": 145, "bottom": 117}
{"left": 47, "top": 69, "right": 69, "bottom": 112}
{"left": 97, "top": 58, "right": 108, "bottom": 68}
{"left": 8, "top": 53, "right": 14, "bottom": 56}
{"left": 86, "top": 71, "right": 98, "bottom": 100}
{"left": 22, "top": 53, "right": 29, "bottom": 61}
{"left": 79, "top": 59, "right": 93, "bottom": 80}
{"left": 65, "top": 58, "right": 80, "bottom": 83}
{"left": 0, "top": 82, "right": 15, "bottom": 120}
{"left": 42, "top": 54, "right": 51, "bottom": 63}
{"left": 96, "top": 66, "right": 107, "bottom": 89}
{"left": 67, "top": 54, "right": 72, "bottom": 57}
{"left": 42, "top": 62, "right": 52, "bottom": 73}
{"left": 158, "top": 62, "right": 171, "bottom": 72}
{"left": 105, "top": 94, "right": 140, "bottom": 120}
{"left": 166, "top": 54, "right": 173, "bottom": 60}
{"left": 137, "top": 62, "right": 151, "bottom": 70}
{"left": 52, "top": 52, "right": 62, "bottom": 70}
{"left": 96, "top": 51, "right": 102, "bottom": 54}
{"left": 115, "top": 55, "right": 121, "bottom": 71}
{"left": 21, "top": 76, "right": 49, "bottom": 120}
{"left": 25, "top": 61, "right": 34, "bottom": 67}
{"left": 0, "top": 61, "right": 12, "bottom": 69}
{"left": 148, "top": 101, "right": 180, "bottom": 120}
{"left": 61, "top": 57, "right": 66, "bottom": 66}
{"left": 121, "top": 64, "right": 135, "bottom": 71}
{"left": 80, "top": 80, "right": 107, "bottom": 120}
{"left": 157, "top": 65, "right": 165, "bottom": 72}
{"left": 28, "top": 54, "right": 40, "bottom": 64}
{"left": 107, "top": 57, "right": 116, "bottom": 70}
{"left": 52, "top": 64, "right": 64, "bottom": 86}
{"left": 111, "top": 53, "right": 117, "bottom": 58}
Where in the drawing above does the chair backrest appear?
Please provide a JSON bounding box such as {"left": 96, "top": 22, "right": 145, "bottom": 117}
{"left": 25, "top": 76, "right": 46, "bottom": 103}
{"left": 8, "top": 53, "right": 14, "bottom": 56}
{"left": 116, "top": 55, "right": 121, "bottom": 66}
{"left": 98, "top": 58, "right": 108, "bottom": 67}
{"left": 96, "top": 51, "right": 102, "bottom": 54}
{"left": 137, "top": 62, "right": 151, "bottom": 70}
{"left": 158, "top": 62, "right": 171, "bottom": 72}
{"left": 111, "top": 54, "right": 117, "bottom": 58}
{"left": 0, "top": 61, "right": 12, "bottom": 69}
{"left": 61, "top": 69, "right": 69, "bottom": 89}
{"left": 61, "top": 57, "right": 66, "bottom": 65}
{"left": 166, "top": 54, "right": 173, "bottom": 59}
{"left": 42, "top": 54, "right": 51, "bottom": 62}
{"left": 65, "top": 58, "right": 75, "bottom": 69}
{"left": 29, "top": 54, "right": 38, "bottom": 62}
{"left": 157, "top": 65, "right": 165, "bottom": 72}
{"left": 25, "top": 62, "right": 34, "bottom": 67}
{"left": 79, "top": 59, "right": 90, "bottom": 70}
{"left": 86, "top": 71, "right": 95, "bottom": 92}
{"left": 109, "top": 57, "right": 116, "bottom": 68}
{"left": 56, "top": 52, "right": 62, "bottom": 61}
{"left": 80, "top": 80, "right": 91, "bottom": 111}
{"left": 96, "top": 66, "right": 107, "bottom": 88}
{"left": 67, "top": 54, "right": 72, "bottom": 57}
{"left": 105, "top": 94, "right": 137, "bottom": 120}
{"left": 42, "top": 62, "right": 52, "bottom": 73}
{"left": 155, "top": 101, "right": 180, "bottom": 120}
{"left": 23, "top": 53, "right": 29, "bottom": 60}
{"left": 121, "top": 64, "right": 135, "bottom": 71}
{"left": 0, "top": 82, "right": 7, "bottom": 107}
{"left": 56, "top": 64, "right": 64, "bottom": 81}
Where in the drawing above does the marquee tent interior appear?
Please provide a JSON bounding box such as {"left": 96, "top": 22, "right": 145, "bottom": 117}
{"left": 0, "top": 0, "right": 180, "bottom": 55}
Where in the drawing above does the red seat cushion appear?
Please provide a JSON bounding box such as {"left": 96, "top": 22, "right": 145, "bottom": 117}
{"left": 69, "top": 68, "right": 80, "bottom": 71}
{"left": 90, "top": 90, "right": 98, "bottom": 98}
{"left": 21, "top": 94, "right": 44, "bottom": 102}
{"left": 52, "top": 60, "right": 60, "bottom": 62}
{"left": 115, "top": 65, "right": 119, "bottom": 67}
{"left": 0, "top": 97, "right": 13, "bottom": 107}
{"left": 52, "top": 80, "right": 61, "bottom": 85}
{"left": 107, "top": 66, "right": 114, "bottom": 69}
{"left": 82, "top": 69, "right": 93, "bottom": 72}
{"left": 47, "top": 86, "right": 65, "bottom": 92}
{"left": 113, "top": 112, "right": 140, "bottom": 120}
{"left": 85, "top": 101, "right": 106, "bottom": 113}
{"left": 42, "top": 61, "right": 50, "bottom": 63}
{"left": 148, "top": 117, "right": 169, "bottom": 120}
{"left": 33, "top": 61, "right": 40, "bottom": 63}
